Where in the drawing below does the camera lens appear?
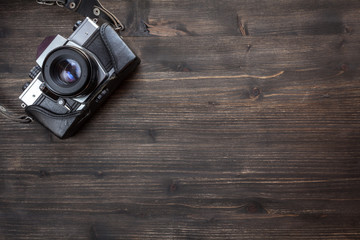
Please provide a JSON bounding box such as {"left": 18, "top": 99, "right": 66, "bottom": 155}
{"left": 55, "top": 59, "right": 82, "bottom": 85}
{"left": 42, "top": 47, "right": 97, "bottom": 97}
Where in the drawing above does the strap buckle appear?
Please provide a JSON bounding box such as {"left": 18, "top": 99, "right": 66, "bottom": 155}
{"left": 37, "top": 0, "right": 125, "bottom": 31}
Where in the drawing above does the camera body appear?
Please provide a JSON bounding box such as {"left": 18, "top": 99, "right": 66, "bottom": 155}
{"left": 19, "top": 18, "right": 140, "bottom": 139}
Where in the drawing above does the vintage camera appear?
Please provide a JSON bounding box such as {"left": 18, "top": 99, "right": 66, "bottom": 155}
{"left": 19, "top": 18, "right": 140, "bottom": 138}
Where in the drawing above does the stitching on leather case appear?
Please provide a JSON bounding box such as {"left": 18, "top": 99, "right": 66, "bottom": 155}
{"left": 100, "top": 24, "right": 118, "bottom": 73}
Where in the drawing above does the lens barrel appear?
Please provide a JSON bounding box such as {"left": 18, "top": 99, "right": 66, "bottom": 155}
{"left": 42, "top": 47, "right": 97, "bottom": 97}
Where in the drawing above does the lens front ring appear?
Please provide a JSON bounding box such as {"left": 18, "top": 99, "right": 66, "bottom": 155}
{"left": 42, "top": 46, "right": 97, "bottom": 97}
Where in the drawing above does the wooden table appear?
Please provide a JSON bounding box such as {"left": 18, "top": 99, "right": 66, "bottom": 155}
{"left": 1, "top": 0, "right": 360, "bottom": 239}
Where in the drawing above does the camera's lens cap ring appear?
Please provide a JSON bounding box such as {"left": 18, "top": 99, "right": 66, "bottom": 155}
{"left": 43, "top": 46, "right": 96, "bottom": 97}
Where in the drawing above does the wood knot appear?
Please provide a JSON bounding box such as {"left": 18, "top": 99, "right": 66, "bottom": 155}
{"left": 143, "top": 21, "right": 191, "bottom": 37}
{"left": 148, "top": 129, "right": 157, "bottom": 143}
{"left": 338, "top": 39, "right": 346, "bottom": 49}
{"left": 344, "top": 26, "right": 353, "bottom": 34}
{"left": 340, "top": 64, "right": 349, "bottom": 72}
{"left": 250, "top": 87, "right": 262, "bottom": 99}
{"left": 244, "top": 201, "right": 267, "bottom": 214}
{"left": 208, "top": 101, "right": 220, "bottom": 106}
{"left": 176, "top": 63, "right": 191, "bottom": 72}
{"left": 39, "top": 170, "right": 50, "bottom": 178}
{"left": 246, "top": 44, "right": 252, "bottom": 53}
{"left": 168, "top": 183, "right": 178, "bottom": 192}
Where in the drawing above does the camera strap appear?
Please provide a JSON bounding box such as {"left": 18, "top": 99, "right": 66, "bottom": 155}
{"left": 37, "top": 0, "right": 125, "bottom": 31}
{"left": 0, "top": 104, "right": 33, "bottom": 124}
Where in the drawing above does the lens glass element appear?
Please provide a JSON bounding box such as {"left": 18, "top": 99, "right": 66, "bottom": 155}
{"left": 55, "top": 59, "right": 82, "bottom": 85}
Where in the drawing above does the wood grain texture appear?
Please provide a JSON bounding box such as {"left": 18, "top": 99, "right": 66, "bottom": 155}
{"left": 1, "top": 0, "right": 360, "bottom": 239}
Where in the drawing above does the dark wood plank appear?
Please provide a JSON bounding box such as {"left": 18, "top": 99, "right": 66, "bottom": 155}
{"left": 1, "top": 0, "right": 360, "bottom": 239}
